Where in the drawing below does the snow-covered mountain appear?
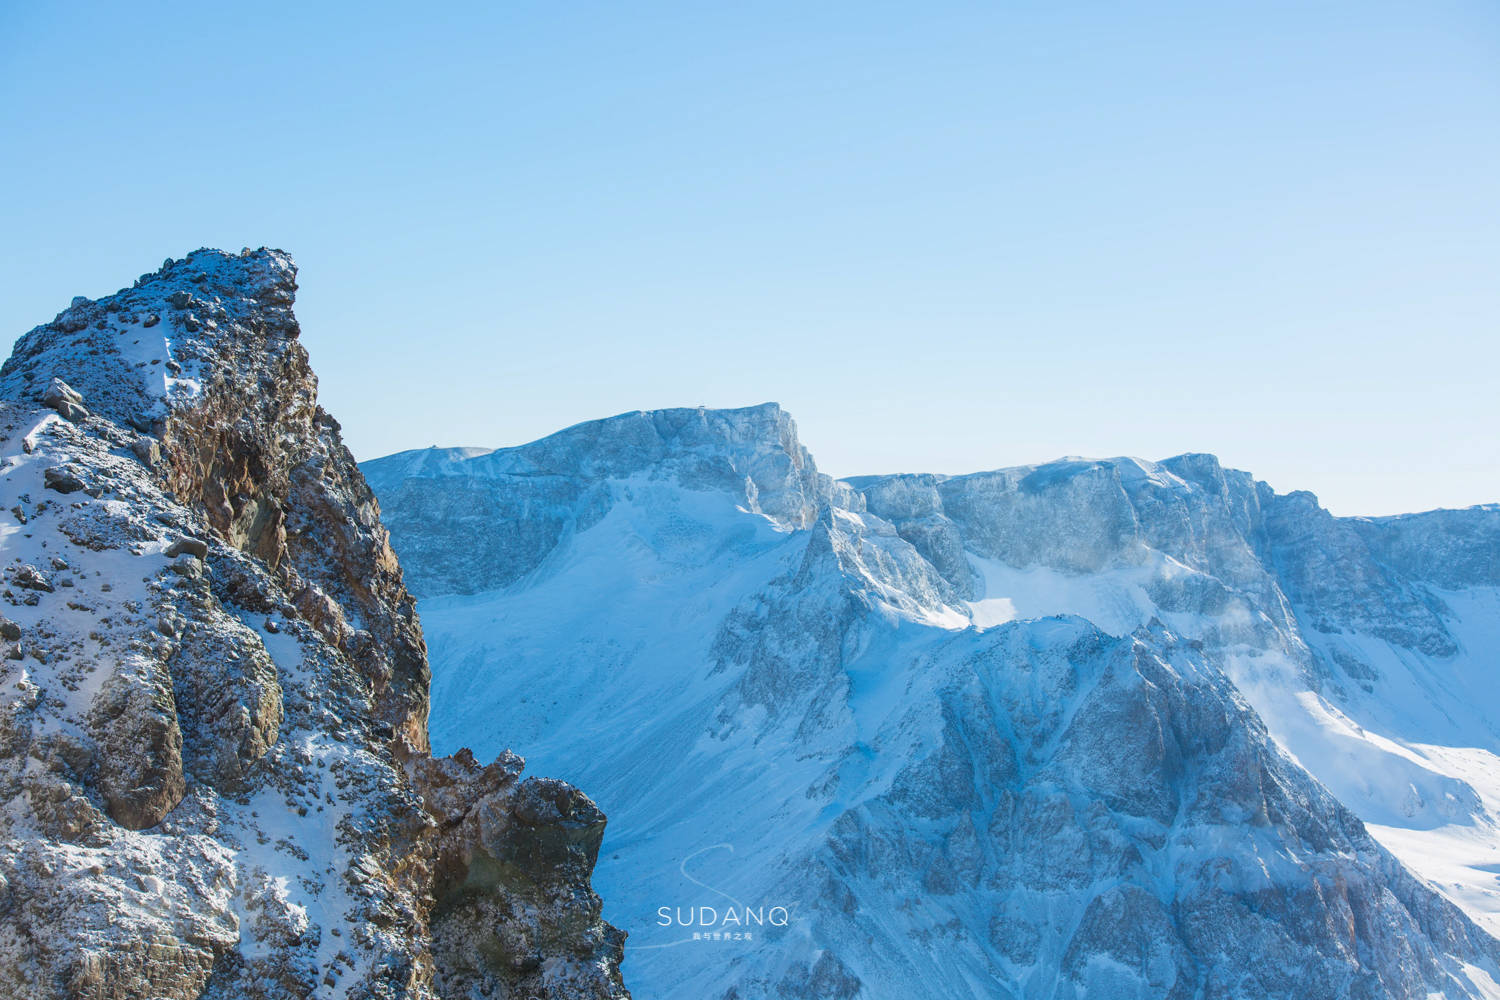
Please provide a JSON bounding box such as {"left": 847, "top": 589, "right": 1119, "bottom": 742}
{"left": 366, "top": 403, "right": 1500, "bottom": 1000}
{"left": 0, "top": 250, "right": 629, "bottom": 1000}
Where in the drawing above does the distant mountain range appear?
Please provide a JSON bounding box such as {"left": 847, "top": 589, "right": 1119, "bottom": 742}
{"left": 366, "top": 402, "right": 1500, "bottom": 999}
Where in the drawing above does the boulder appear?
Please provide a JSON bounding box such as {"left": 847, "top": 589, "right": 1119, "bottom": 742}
{"left": 43, "top": 467, "right": 86, "bottom": 494}
{"left": 12, "top": 565, "right": 53, "bottom": 592}
{"left": 165, "top": 536, "right": 209, "bottom": 560}
{"left": 41, "top": 378, "right": 89, "bottom": 422}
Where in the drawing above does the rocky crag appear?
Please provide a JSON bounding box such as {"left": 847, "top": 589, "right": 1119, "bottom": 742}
{"left": 367, "top": 406, "right": 1500, "bottom": 999}
{"left": 0, "top": 249, "right": 629, "bottom": 999}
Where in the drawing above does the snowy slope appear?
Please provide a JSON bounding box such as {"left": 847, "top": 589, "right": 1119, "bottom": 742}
{"left": 367, "top": 411, "right": 1500, "bottom": 999}
{"left": 855, "top": 459, "right": 1500, "bottom": 939}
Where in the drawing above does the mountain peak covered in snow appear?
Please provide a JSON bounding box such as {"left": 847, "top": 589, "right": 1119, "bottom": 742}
{"left": 362, "top": 401, "right": 839, "bottom": 597}
{"left": 2, "top": 248, "right": 300, "bottom": 431}
{"left": 367, "top": 401, "right": 827, "bottom": 522}
{"left": 370, "top": 404, "right": 1500, "bottom": 999}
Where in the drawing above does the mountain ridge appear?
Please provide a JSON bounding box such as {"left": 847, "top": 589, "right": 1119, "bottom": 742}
{"left": 368, "top": 402, "right": 1500, "bottom": 999}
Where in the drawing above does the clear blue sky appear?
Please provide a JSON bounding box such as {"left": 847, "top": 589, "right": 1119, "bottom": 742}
{"left": 2, "top": 2, "right": 1496, "bottom": 515}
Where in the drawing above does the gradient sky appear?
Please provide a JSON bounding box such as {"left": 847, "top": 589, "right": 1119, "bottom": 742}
{"left": 2, "top": 2, "right": 1496, "bottom": 516}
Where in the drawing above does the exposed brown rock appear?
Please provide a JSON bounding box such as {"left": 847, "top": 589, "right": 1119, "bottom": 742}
{"left": 0, "top": 249, "right": 629, "bottom": 999}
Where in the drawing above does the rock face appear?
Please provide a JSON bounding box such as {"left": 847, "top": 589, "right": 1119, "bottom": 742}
{"left": 367, "top": 414, "right": 1500, "bottom": 999}
{"left": 0, "top": 250, "right": 629, "bottom": 999}
{"left": 361, "top": 403, "right": 829, "bottom": 598}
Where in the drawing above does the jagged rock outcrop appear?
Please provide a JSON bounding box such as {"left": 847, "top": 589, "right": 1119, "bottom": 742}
{"left": 0, "top": 249, "right": 629, "bottom": 999}
{"left": 412, "top": 751, "right": 625, "bottom": 998}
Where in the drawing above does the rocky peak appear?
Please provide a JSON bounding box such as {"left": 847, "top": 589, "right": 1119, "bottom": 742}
{"left": 1, "top": 248, "right": 298, "bottom": 428}
{"left": 855, "top": 452, "right": 1485, "bottom": 668}
{"left": 371, "top": 401, "right": 829, "bottom": 529}
{"left": 3, "top": 247, "right": 428, "bottom": 750}
{"left": 361, "top": 402, "right": 833, "bottom": 598}
{"left": 0, "top": 250, "right": 629, "bottom": 1000}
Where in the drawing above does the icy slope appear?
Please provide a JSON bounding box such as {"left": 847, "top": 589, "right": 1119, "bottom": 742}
{"left": 362, "top": 404, "right": 830, "bottom": 599}
{"left": 368, "top": 413, "right": 1500, "bottom": 999}
{"left": 856, "top": 457, "right": 1500, "bottom": 935}
{"left": 0, "top": 250, "right": 629, "bottom": 1000}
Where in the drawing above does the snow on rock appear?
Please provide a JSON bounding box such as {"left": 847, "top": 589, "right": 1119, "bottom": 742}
{"left": 861, "top": 455, "right": 1500, "bottom": 939}
{"left": 361, "top": 403, "right": 831, "bottom": 599}
{"left": 0, "top": 250, "right": 629, "bottom": 1000}
{"left": 373, "top": 414, "right": 1500, "bottom": 999}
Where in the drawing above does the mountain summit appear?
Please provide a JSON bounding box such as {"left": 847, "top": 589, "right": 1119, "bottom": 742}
{"left": 0, "top": 250, "right": 630, "bottom": 999}
{"left": 362, "top": 403, "right": 833, "bottom": 598}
